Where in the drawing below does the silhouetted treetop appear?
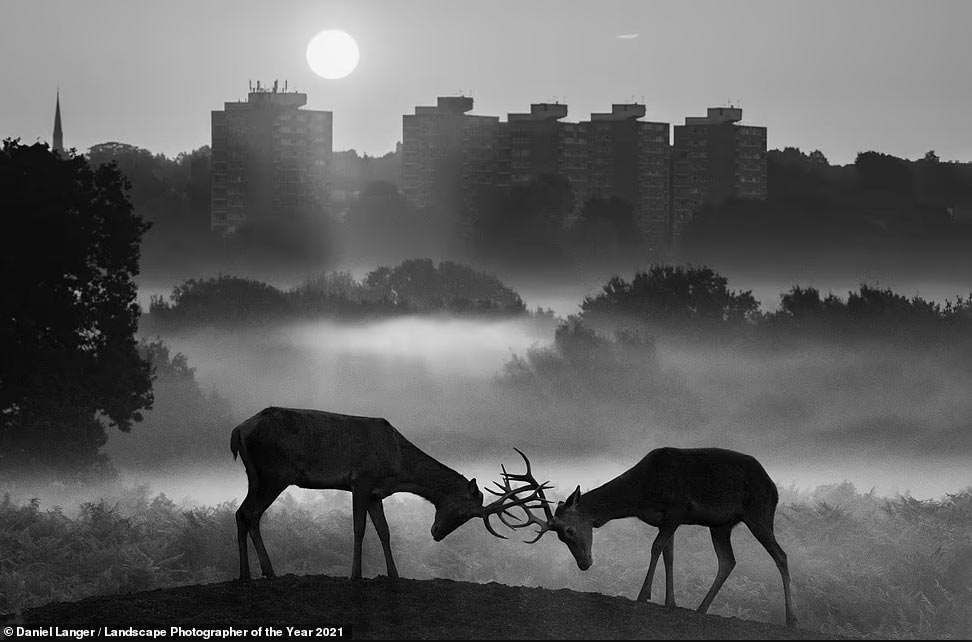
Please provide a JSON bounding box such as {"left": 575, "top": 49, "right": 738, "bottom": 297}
{"left": 580, "top": 265, "right": 760, "bottom": 334}
{"left": 571, "top": 196, "right": 640, "bottom": 257}
{"left": 473, "top": 174, "right": 574, "bottom": 263}
{"left": 683, "top": 146, "right": 972, "bottom": 269}
{"left": 363, "top": 258, "right": 526, "bottom": 313}
{"left": 855, "top": 151, "right": 915, "bottom": 196}
{"left": 148, "top": 260, "right": 528, "bottom": 327}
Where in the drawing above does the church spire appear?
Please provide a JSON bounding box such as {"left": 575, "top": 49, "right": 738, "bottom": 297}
{"left": 53, "top": 90, "right": 63, "bottom": 153}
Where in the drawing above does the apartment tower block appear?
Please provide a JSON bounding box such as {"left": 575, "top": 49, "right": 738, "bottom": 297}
{"left": 401, "top": 96, "right": 500, "bottom": 235}
{"left": 585, "top": 104, "right": 671, "bottom": 249}
{"left": 670, "top": 107, "right": 767, "bottom": 244}
{"left": 210, "top": 81, "right": 333, "bottom": 234}
{"left": 400, "top": 98, "right": 765, "bottom": 251}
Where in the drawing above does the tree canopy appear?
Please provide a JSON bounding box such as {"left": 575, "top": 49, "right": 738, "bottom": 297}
{"left": 570, "top": 195, "right": 640, "bottom": 257}
{"left": 473, "top": 174, "right": 574, "bottom": 263}
{"left": 580, "top": 264, "right": 760, "bottom": 335}
{"left": 681, "top": 146, "right": 972, "bottom": 269}
{"left": 0, "top": 140, "right": 153, "bottom": 476}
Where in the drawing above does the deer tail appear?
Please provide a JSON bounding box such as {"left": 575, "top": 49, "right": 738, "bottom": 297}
{"left": 230, "top": 426, "right": 242, "bottom": 461}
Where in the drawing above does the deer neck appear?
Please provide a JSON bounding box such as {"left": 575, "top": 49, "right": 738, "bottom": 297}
{"left": 395, "top": 440, "right": 465, "bottom": 507}
{"left": 581, "top": 478, "right": 641, "bottom": 527}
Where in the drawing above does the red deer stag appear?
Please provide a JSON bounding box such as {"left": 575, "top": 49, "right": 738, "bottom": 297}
{"left": 230, "top": 407, "right": 541, "bottom": 581}
{"left": 501, "top": 447, "right": 797, "bottom": 627}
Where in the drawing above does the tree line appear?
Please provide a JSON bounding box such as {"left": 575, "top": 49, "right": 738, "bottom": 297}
{"left": 682, "top": 148, "right": 972, "bottom": 267}
{"left": 147, "top": 259, "right": 529, "bottom": 328}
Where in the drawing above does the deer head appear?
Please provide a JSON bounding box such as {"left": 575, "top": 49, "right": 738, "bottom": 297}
{"left": 431, "top": 478, "right": 484, "bottom": 541}
{"left": 549, "top": 486, "right": 594, "bottom": 570}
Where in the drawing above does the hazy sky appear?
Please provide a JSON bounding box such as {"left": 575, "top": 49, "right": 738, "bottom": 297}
{"left": 3, "top": 0, "right": 971, "bottom": 164}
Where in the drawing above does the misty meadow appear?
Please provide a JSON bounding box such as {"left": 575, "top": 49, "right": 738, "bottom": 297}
{"left": 6, "top": 246, "right": 972, "bottom": 637}
{"left": 6, "top": 2, "right": 972, "bottom": 639}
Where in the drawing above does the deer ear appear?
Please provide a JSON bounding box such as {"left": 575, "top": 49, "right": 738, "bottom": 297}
{"left": 566, "top": 485, "right": 582, "bottom": 507}
{"left": 467, "top": 478, "right": 479, "bottom": 494}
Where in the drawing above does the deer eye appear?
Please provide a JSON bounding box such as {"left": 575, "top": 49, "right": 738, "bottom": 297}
{"left": 565, "top": 526, "right": 576, "bottom": 537}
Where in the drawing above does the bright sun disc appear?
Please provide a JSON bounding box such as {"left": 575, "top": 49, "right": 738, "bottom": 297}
{"left": 306, "top": 30, "right": 359, "bottom": 80}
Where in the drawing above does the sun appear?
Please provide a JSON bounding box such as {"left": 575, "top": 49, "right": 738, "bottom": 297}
{"left": 306, "top": 30, "right": 360, "bottom": 80}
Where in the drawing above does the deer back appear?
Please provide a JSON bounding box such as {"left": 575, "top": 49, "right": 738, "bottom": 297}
{"left": 599, "top": 447, "right": 778, "bottom": 526}
{"left": 236, "top": 407, "right": 407, "bottom": 489}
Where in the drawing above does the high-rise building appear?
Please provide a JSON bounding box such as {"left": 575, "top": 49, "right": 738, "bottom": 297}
{"left": 670, "top": 107, "right": 767, "bottom": 244}
{"left": 495, "top": 103, "right": 569, "bottom": 188}
{"left": 584, "top": 104, "right": 671, "bottom": 250}
{"left": 404, "top": 98, "right": 784, "bottom": 253}
{"left": 558, "top": 119, "right": 593, "bottom": 220}
{"left": 401, "top": 96, "right": 500, "bottom": 233}
{"left": 210, "top": 81, "right": 332, "bottom": 234}
{"left": 52, "top": 91, "right": 63, "bottom": 154}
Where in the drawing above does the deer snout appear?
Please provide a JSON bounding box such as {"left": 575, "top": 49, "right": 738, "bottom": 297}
{"left": 431, "top": 525, "right": 443, "bottom": 541}
{"left": 577, "top": 556, "right": 593, "bottom": 571}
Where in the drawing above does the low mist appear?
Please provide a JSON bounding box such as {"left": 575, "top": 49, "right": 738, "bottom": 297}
{"left": 8, "top": 274, "right": 972, "bottom": 639}
{"left": 99, "top": 293, "right": 972, "bottom": 504}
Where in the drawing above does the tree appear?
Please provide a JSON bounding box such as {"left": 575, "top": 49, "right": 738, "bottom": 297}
{"left": 363, "top": 258, "right": 525, "bottom": 313}
{"left": 106, "top": 340, "right": 233, "bottom": 469}
{"left": 0, "top": 140, "right": 153, "bottom": 476}
{"left": 345, "top": 180, "right": 419, "bottom": 257}
{"left": 473, "top": 174, "right": 573, "bottom": 263}
{"left": 855, "top": 151, "right": 914, "bottom": 196}
{"left": 87, "top": 142, "right": 214, "bottom": 276}
{"left": 808, "top": 149, "right": 830, "bottom": 167}
{"left": 571, "top": 195, "right": 640, "bottom": 256}
{"left": 580, "top": 264, "right": 760, "bottom": 335}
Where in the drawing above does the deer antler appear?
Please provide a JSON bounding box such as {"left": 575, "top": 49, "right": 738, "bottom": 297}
{"left": 481, "top": 448, "right": 555, "bottom": 541}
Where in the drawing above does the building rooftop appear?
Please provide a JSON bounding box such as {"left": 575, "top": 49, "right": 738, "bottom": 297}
{"left": 508, "top": 103, "right": 568, "bottom": 122}
{"left": 591, "top": 103, "right": 647, "bottom": 121}
{"left": 684, "top": 106, "right": 743, "bottom": 125}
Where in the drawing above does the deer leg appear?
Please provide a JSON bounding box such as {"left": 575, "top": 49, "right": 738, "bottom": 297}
{"left": 746, "top": 517, "right": 797, "bottom": 628}
{"left": 697, "top": 524, "right": 735, "bottom": 615}
{"left": 663, "top": 534, "right": 676, "bottom": 607}
{"left": 350, "top": 488, "right": 370, "bottom": 580}
{"left": 236, "top": 490, "right": 254, "bottom": 581}
{"left": 247, "top": 483, "right": 286, "bottom": 579}
{"left": 637, "top": 524, "right": 677, "bottom": 603}
{"left": 367, "top": 500, "right": 399, "bottom": 579}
